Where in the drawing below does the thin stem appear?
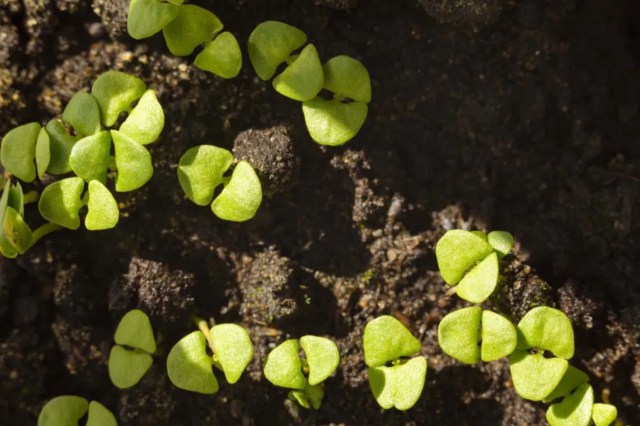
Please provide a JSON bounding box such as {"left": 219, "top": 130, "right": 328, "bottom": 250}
{"left": 23, "top": 190, "right": 39, "bottom": 204}
{"left": 27, "top": 223, "right": 63, "bottom": 250}
{"left": 191, "top": 315, "right": 216, "bottom": 354}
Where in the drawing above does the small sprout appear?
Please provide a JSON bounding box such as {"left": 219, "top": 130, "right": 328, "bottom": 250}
{"left": 435, "top": 229, "right": 494, "bottom": 285}
{"left": 127, "top": 0, "right": 180, "bottom": 40}
{"left": 62, "top": 92, "right": 102, "bottom": 138}
{"left": 248, "top": 21, "right": 307, "bottom": 81}
{"left": 363, "top": 315, "right": 427, "bottom": 410}
{"left": 108, "top": 309, "right": 156, "bottom": 389}
{"left": 194, "top": 32, "right": 243, "bottom": 79}
{"left": 177, "top": 145, "right": 262, "bottom": 222}
{"left": 1, "top": 122, "right": 40, "bottom": 182}
{"left": 38, "top": 396, "right": 117, "bottom": 426}
{"left": 263, "top": 335, "right": 339, "bottom": 409}
{"left": 166, "top": 322, "right": 253, "bottom": 394}
{"left": 162, "top": 4, "right": 223, "bottom": 56}
{"left": 591, "top": 403, "right": 617, "bottom": 426}
{"left": 546, "top": 383, "right": 594, "bottom": 426}
{"left": 91, "top": 71, "right": 147, "bottom": 127}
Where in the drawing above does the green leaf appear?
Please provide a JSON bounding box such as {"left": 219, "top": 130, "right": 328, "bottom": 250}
{"left": 111, "top": 130, "right": 153, "bottom": 192}
{"left": 62, "top": 92, "right": 102, "bottom": 137}
{"left": 248, "top": 21, "right": 307, "bottom": 80}
{"left": 3, "top": 206, "right": 32, "bottom": 254}
{"left": 1, "top": 122, "right": 40, "bottom": 182}
{"left": 273, "top": 44, "right": 323, "bottom": 101}
{"left": 322, "top": 55, "right": 371, "bottom": 103}
{"left": 177, "top": 145, "right": 234, "bottom": 206}
{"left": 86, "top": 401, "right": 118, "bottom": 426}
{"left": 363, "top": 315, "right": 421, "bottom": 367}
{"left": 288, "top": 384, "right": 324, "bottom": 410}
{"left": 543, "top": 366, "right": 590, "bottom": 403}
{"left": 300, "top": 335, "right": 340, "bottom": 386}
{"left": 127, "top": 0, "right": 179, "bottom": 40}
{"left": 211, "top": 160, "right": 262, "bottom": 222}
{"left": 162, "top": 4, "right": 223, "bottom": 56}
{"left": 437, "top": 306, "right": 481, "bottom": 364}
{"left": 108, "top": 345, "right": 153, "bottom": 389}
{"left": 35, "top": 128, "right": 50, "bottom": 180}
{"left": 69, "top": 131, "right": 112, "bottom": 184}
{"left": 516, "top": 306, "right": 574, "bottom": 359}
{"left": 166, "top": 331, "right": 218, "bottom": 394}
{"left": 302, "top": 98, "right": 368, "bottom": 146}
{"left": 509, "top": 350, "right": 568, "bottom": 401}
{"left": 119, "top": 89, "right": 164, "bottom": 145}
{"left": 45, "top": 119, "right": 77, "bottom": 175}
{"left": 0, "top": 180, "right": 18, "bottom": 258}
{"left": 210, "top": 323, "right": 253, "bottom": 384}
{"left": 481, "top": 310, "right": 516, "bottom": 362}
{"left": 487, "top": 230, "right": 514, "bottom": 258}
{"left": 456, "top": 252, "right": 499, "bottom": 303}
{"left": 7, "top": 181, "right": 24, "bottom": 216}
{"left": 92, "top": 71, "right": 147, "bottom": 127}
{"left": 114, "top": 309, "right": 156, "bottom": 353}
{"left": 368, "top": 356, "right": 427, "bottom": 411}
{"left": 592, "top": 403, "right": 617, "bottom": 426}
{"left": 194, "top": 31, "right": 243, "bottom": 79}
{"left": 546, "top": 383, "right": 594, "bottom": 426}
{"left": 85, "top": 180, "right": 119, "bottom": 231}
{"left": 38, "top": 177, "right": 85, "bottom": 230}
{"left": 263, "top": 339, "right": 307, "bottom": 390}
{"left": 435, "top": 229, "right": 493, "bottom": 285}
{"left": 37, "top": 395, "right": 88, "bottom": 426}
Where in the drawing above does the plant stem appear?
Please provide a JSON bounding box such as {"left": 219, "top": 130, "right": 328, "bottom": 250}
{"left": 27, "top": 223, "right": 63, "bottom": 250}
{"left": 191, "top": 315, "right": 216, "bottom": 354}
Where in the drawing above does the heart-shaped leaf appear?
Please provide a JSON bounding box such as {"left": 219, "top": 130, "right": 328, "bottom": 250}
{"left": 435, "top": 229, "right": 493, "bottom": 285}
{"left": 263, "top": 339, "right": 307, "bottom": 390}
{"left": 92, "top": 71, "right": 147, "bottom": 127}
{"left": 35, "top": 128, "right": 50, "bottom": 180}
{"left": 114, "top": 309, "right": 156, "bottom": 353}
{"left": 516, "top": 306, "right": 574, "bottom": 359}
{"left": 69, "top": 131, "right": 112, "bottom": 184}
{"left": 127, "top": 0, "right": 180, "bottom": 40}
{"left": 120, "top": 89, "right": 164, "bottom": 145}
{"left": 177, "top": 145, "right": 233, "bottom": 206}
{"left": 487, "top": 230, "right": 514, "bottom": 258}
{"left": 248, "top": 21, "right": 307, "bottom": 80}
{"left": 3, "top": 206, "right": 32, "bottom": 254}
{"left": 37, "top": 395, "right": 88, "bottom": 426}
{"left": 300, "top": 335, "right": 340, "bottom": 386}
{"left": 456, "top": 252, "right": 499, "bottom": 303}
{"left": 546, "top": 383, "right": 594, "bottom": 426}
{"left": 302, "top": 98, "right": 368, "bottom": 146}
{"left": 591, "top": 403, "right": 617, "bottom": 426}
{"left": 38, "top": 177, "right": 85, "bottom": 230}
{"left": 363, "top": 315, "right": 421, "bottom": 367}
{"left": 509, "top": 349, "right": 568, "bottom": 401}
{"left": 63, "top": 91, "right": 102, "bottom": 137}
{"left": 108, "top": 345, "right": 153, "bottom": 389}
{"left": 45, "top": 119, "right": 77, "bottom": 175}
{"left": 210, "top": 323, "right": 253, "bottom": 384}
{"left": 273, "top": 44, "right": 323, "bottom": 101}
{"left": 86, "top": 401, "right": 117, "bottom": 426}
{"left": 85, "top": 180, "right": 119, "bottom": 231}
{"left": 1, "top": 122, "right": 39, "bottom": 182}
{"left": 437, "top": 306, "right": 481, "bottom": 364}
{"left": 194, "top": 32, "right": 242, "bottom": 79}
{"left": 481, "top": 310, "right": 516, "bottom": 362}
{"left": 368, "top": 356, "right": 427, "bottom": 411}
{"left": 167, "top": 331, "right": 218, "bottom": 394}
{"left": 112, "top": 130, "right": 153, "bottom": 192}
{"left": 322, "top": 55, "right": 371, "bottom": 103}
{"left": 543, "top": 366, "right": 589, "bottom": 403}
{"left": 211, "top": 160, "right": 262, "bottom": 222}
{"left": 162, "top": 4, "right": 223, "bottom": 56}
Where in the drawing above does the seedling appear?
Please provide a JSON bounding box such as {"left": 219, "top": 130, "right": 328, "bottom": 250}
{"left": 177, "top": 145, "right": 262, "bottom": 222}
{"left": 108, "top": 309, "right": 156, "bottom": 389}
{"left": 546, "top": 383, "right": 593, "bottom": 426}
{"left": 166, "top": 317, "right": 253, "bottom": 394}
{"left": 363, "top": 315, "right": 427, "bottom": 411}
{"left": 38, "top": 396, "right": 117, "bottom": 426}
{"left": 127, "top": 0, "right": 242, "bottom": 79}
{"left": 438, "top": 307, "right": 517, "bottom": 364}
{"left": 263, "top": 335, "right": 339, "bottom": 409}
{"left": 435, "top": 229, "right": 514, "bottom": 303}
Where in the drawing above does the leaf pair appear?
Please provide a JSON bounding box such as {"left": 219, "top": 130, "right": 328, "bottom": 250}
{"left": 1, "top": 123, "right": 52, "bottom": 182}
{"left": 177, "top": 145, "right": 262, "bottom": 222}
{"left": 363, "top": 316, "right": 427, "bottom": 411}
{"left": 263, "top": 336, "right": 340, "bottom": 409}
{"left": 166, "top": 324, "right": 253, "bottom": 394}
{"left": 38, "top": 396, "right": 117, "bottom": 426}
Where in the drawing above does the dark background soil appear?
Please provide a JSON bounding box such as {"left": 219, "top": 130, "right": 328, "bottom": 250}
{"left": 1, "top": 0, "right": 639, "bottom": 425}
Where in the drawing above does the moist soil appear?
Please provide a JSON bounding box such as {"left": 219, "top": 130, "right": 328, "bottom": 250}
{"left": 1, "top": 0, "right": 639, "bottom": 425}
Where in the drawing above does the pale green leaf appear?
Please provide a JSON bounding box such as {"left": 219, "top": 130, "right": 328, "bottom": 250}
{"left": 543, "top": 366, "right": 589, "bottom": 403}
{"left": 127, "top": 0, "right": 179, "bottom": 40}
{"left": 248, "top": 21, "right": 307, "bottom": 80}
{"left": 108, "top": 345, "right": 153, "bottom": 389}
{"left": 7, "top": 181, "right": 24, "bottom": 216}
{"left": 300, "top": 335, "right": 340, "bottom": 386}
{"left": 263, "top": 339, "right": 307, "bottom": 390}
{"left": 111, "top": 130, "right": 153, "bottom": 192}
{"left": 45, "top": 119, "right": 77, "bottom": 175}
{"left": 3, "top": 206, "right": 32, "bottom": 254}
{"left": 177, "top": 145, "right": 233, "bottom": 206}
{"left": 162, "top": 4, "right": 223, "bottom": 56}
{"left": 289, "top": 383, "right": 324, "bottom": 409}
{"left": 368, "top": 357, "right": 427, "bottom": 411}
{"left": 509, "top": 350, "right": 568, "bottom": 401}
{"left": 35, "top": 128, "right": 50, "bottom": 180}
{"left": 114, "top": 309, "right": 156, "bottom": 353}
{"left": 322, "top": 55, "right": 371, "bottom": 103}
{"left": 302, "top": 98, "right": 368, "bottom": 146}
{"left": 435, "top": 229, "right": 493, "bottom": 285}
{"left": 86, "top": 401, "right": 118, "bottom": 426}
{"left": 1, "top": 122, "right": 39, "bottom": 182}
{"left": 194, "top": 32, "right": 242, "bottom": 79}
{"left": 119, "top": 89, "right": 164, "bottom": 145}
{"left": 92, "top": 71, "right": 146, "bottom": 127}
{"left": 273, "top": 44, "right": 323, "bottom": 101}
{"left": 62, "top": 92, "right": 101, "bottom": 137}
{"left": 69, "top": 131, "right": 112, "bottom": 184}
{"left": 546, "top": 384, "right": 594, "bottom": 426}
{"left": 38, "top": 177, "right": 85, "bottom": 230}
{"left": 487, "top": 230, "right": 514, "bottom": 258}
{"left": 592, "top": 403, "right": 617, "bottom": 426}
{"left": 456, "top": 252, "right": 499, "bottom": 303}
{"left": 166, "top": 331, "right": 218, "bottom": 394}
{"left": 210, "top": 323, "right": 253, "bottom": 384}
{"left": 85, "top": 180, "right": 119, "bottom": 231}
{"left": 437, "top": 306, "right": 481, "bottom": 364}
{"left": 211, "top": 160, "right": 262, "bottom": 222}
{"left": 37, "top": 395, "right": 88, "bottom": 426}
{"left": 363, "top": 315, "right": 421, "bottom": 367}
{"left": 480, "top": 310, "right": 517, "bottom": 362}
{"left": 516, "top": 306, "right": 574, "bottom": 359}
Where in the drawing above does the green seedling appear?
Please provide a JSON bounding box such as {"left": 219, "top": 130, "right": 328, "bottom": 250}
{"left": 438, "top": 307, "right": 517, "bottom": 364}
{"left": 302, "top": 55, "right": 372, "bottom": 146}
{"left": 263, "top": 335, "right": 339, "bottom": 409}
{"left": 108, "top": 309, "right": 156, "bottom": 389}
{"left": 177, "top": 145, "right": 262, "bottom": 222}
{"left": 435, "top": 229, "right": 514, "bottom": 303}
{"left": 363, "top": 315, "right": 427, "bottom": 411}
{"left": 166, "top": 317, "right": 253, "bottom": 394}
{"left": 546, "top": 383, "right": 594, "bottom": 426}
{"left": 591, "top": 403, "right": 617, "bottom": 426}
{"left": 38, "top": 396, "right": 117, "bottom": 426}
{"left": 1, "top": 122, "right": 51, "bottom": 182}
{"left": 127, "top": 0, "right": 242, "bottom": 79}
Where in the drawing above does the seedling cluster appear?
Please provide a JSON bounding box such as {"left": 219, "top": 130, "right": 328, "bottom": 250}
{"left": 38, "top": 396, "right": 117, "bottom": 426}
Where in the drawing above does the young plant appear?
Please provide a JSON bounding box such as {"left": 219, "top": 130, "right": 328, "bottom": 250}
{"left": 166, "top": 317, "right": 253, "bottom": 394}
{"left": 38, "top": 396, "right": 117, "bottom": 426}
{"left": 363, "top": 315, "right": 427, "bottom": 411}
{"left": 127, "top": 0, "right": 241, "bottom": 79}
{"left": 108, "top": 309, "right": 157, "bottom": 389}
{"left": 177, "top": 145, "right": 262, "bottom": 222}
{"left": 263, "top": 335, "right": 339, "bottom": 409}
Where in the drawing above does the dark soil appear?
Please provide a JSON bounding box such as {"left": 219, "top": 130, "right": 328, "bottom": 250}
{"left": 1, "top": 0, "right": 639, "bottom": 425}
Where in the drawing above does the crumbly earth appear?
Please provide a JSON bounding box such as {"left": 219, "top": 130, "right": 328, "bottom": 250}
{"left": 0, "top": 0, "right": 639, "bottom": 425}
